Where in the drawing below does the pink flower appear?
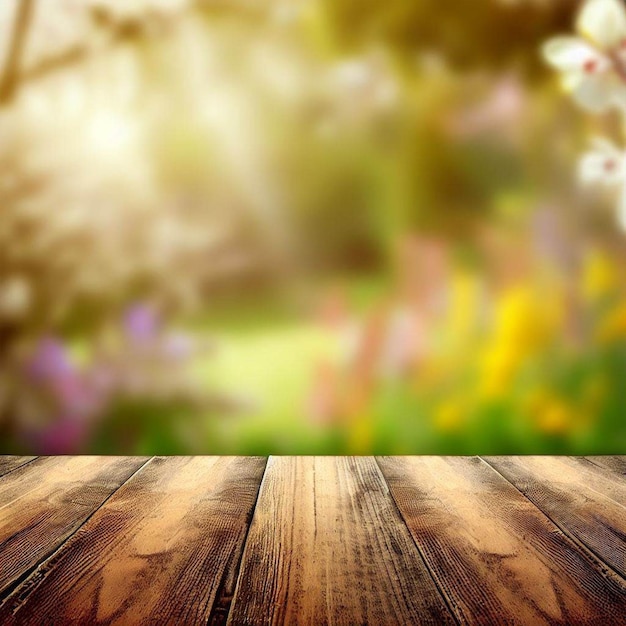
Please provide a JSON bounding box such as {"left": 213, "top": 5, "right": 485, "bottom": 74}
{"left": 33, "top": 415, "right": 88, "bottom": 455}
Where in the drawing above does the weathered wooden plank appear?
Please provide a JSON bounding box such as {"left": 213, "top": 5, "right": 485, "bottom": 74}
{"left": 378, "top": 456, "right": 626, "bottom": 625}
{"left": 582, "top": 455, "right": 626, "bottom": 477}
{"left": 0, "top": 455, "right": 148, "bottom": 598}
{"left": 484, "top": 455, "right": 626, "bottom": 579}
{"left": 0, "top": 456, "right": 36, "bottom": 478}
{"left": 0, "top": 456, "right": 266, "bottom": 626}
{"left": 227, "top": 456, "right": 455, "bottom": 626}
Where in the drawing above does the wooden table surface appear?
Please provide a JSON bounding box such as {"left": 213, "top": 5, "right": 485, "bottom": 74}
{"left": 0, "top": 456, "right": 624, "bottom": 625}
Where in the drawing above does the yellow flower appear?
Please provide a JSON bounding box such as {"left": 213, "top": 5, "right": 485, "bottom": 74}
{"left": 582, "top": 249, "right": 619, "bottom": 302}
{"left": 433, "top": 398, "right": 467, "bottom": 432}
{"left": 479, "top": 344, "right": 520, "bottom": 399}
{"left": 494, "top": 285, "right": 562, "bottom": 349}
{"left": 447, "top": 272, "right": 481, "bottom": 340}
{"left": 595, "top": 300, "right": 626, "bottom": 343}
{"left": 478, "top": 284, "right": 563, "bottom": 399}
{"left": 534, "top": 396, "right": 574, "bottom": 435}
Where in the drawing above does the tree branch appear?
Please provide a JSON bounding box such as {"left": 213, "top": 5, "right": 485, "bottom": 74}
{"left": 0, "top": 0, "right": 36, "bottom": 104}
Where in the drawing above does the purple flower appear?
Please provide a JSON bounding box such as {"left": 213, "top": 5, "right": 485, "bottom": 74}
{"left": 25, "top": 336, "right": 102, "bottom": 426}
{"left": 33, "top": 415, "right": 88, "bottom": 454}
{"left": 26, "top": 337, "right": 73, "bottom": 382}
{"left": 123, "top": 304, "right": 160, "bottom": 343}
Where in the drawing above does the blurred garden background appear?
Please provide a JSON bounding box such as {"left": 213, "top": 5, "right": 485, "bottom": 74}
{"left": 1, "top": 0, "right": 625, "bottom": 455}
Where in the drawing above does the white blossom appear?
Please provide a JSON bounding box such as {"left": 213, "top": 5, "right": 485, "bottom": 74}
{"left": 543, "top": 0, "right": 626, "bottom": 111}
{"left": 579, "top": 137, "right": 625, "bottom": 184}
{"left": 579, "top": 136, "right": 626, "bottom": 229}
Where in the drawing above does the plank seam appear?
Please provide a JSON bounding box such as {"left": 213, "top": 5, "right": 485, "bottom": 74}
{"left": 0, "top": 456, "right": 155, "bottom": 610}
{"left": 580, "top": 456, "right": 626, "bottom": 477}
{"left": 478, "top": 456, "right": 626, "bottom": 587}
{"left": 206, "top": 456, "right": 270, "bottom": 626}
{"left": 577, "top": 456, "right": 611, "bottom": 472}
{"left": 374, "top": 456, "right": 462, "bottom": 626}
{"left": 0, "top": 457, "right": 39, "bottom": 479}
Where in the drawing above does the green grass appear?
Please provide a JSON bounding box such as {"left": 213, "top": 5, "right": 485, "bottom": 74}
{"left": 70, "top": 272, "right": 626, "bottom": 455}
{"left": 194, "top": 322, "right": 340, "bottom": 453}
{"left": 191, "top": 274, "right": 388, "bottom": 453}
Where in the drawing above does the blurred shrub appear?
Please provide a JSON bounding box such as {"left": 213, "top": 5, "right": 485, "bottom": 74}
{"left": 305, "top": 235, "right": 626, "bottom": 454}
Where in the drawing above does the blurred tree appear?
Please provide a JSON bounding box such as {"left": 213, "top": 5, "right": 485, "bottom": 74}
{"left": 0, "top": 0, "right": 34, "bottom": 103}
{"left": 323, "top": 0, "right": 577, "bottom": 78}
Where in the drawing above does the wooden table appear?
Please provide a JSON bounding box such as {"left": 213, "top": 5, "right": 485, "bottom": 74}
{"left": 0, "top": 456, "right": 624, "bottom": 625}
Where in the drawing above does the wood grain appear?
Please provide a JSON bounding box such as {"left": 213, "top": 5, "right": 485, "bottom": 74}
{"left": 0, "top": 456, "right": 266, "bottom": 626}
{"left": 0, "top": 455, "right": 624, "bottom": 625}
{"left": 227, "top": 456, "right": 455, "bottom": 626}
{"left": 583, "top": 455, "right": 626, "bottom": 477}
{"left": 0, "top": 457, "right": 36, "bottom": 478}
{"left": 0, "top": 456, "right": 148, "bottom": 598}
{"left": 484, "top": 455, "right": 626, "bottom": 579}
{"left": 378, "top": 455, "right": 626, "bottom": 625}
